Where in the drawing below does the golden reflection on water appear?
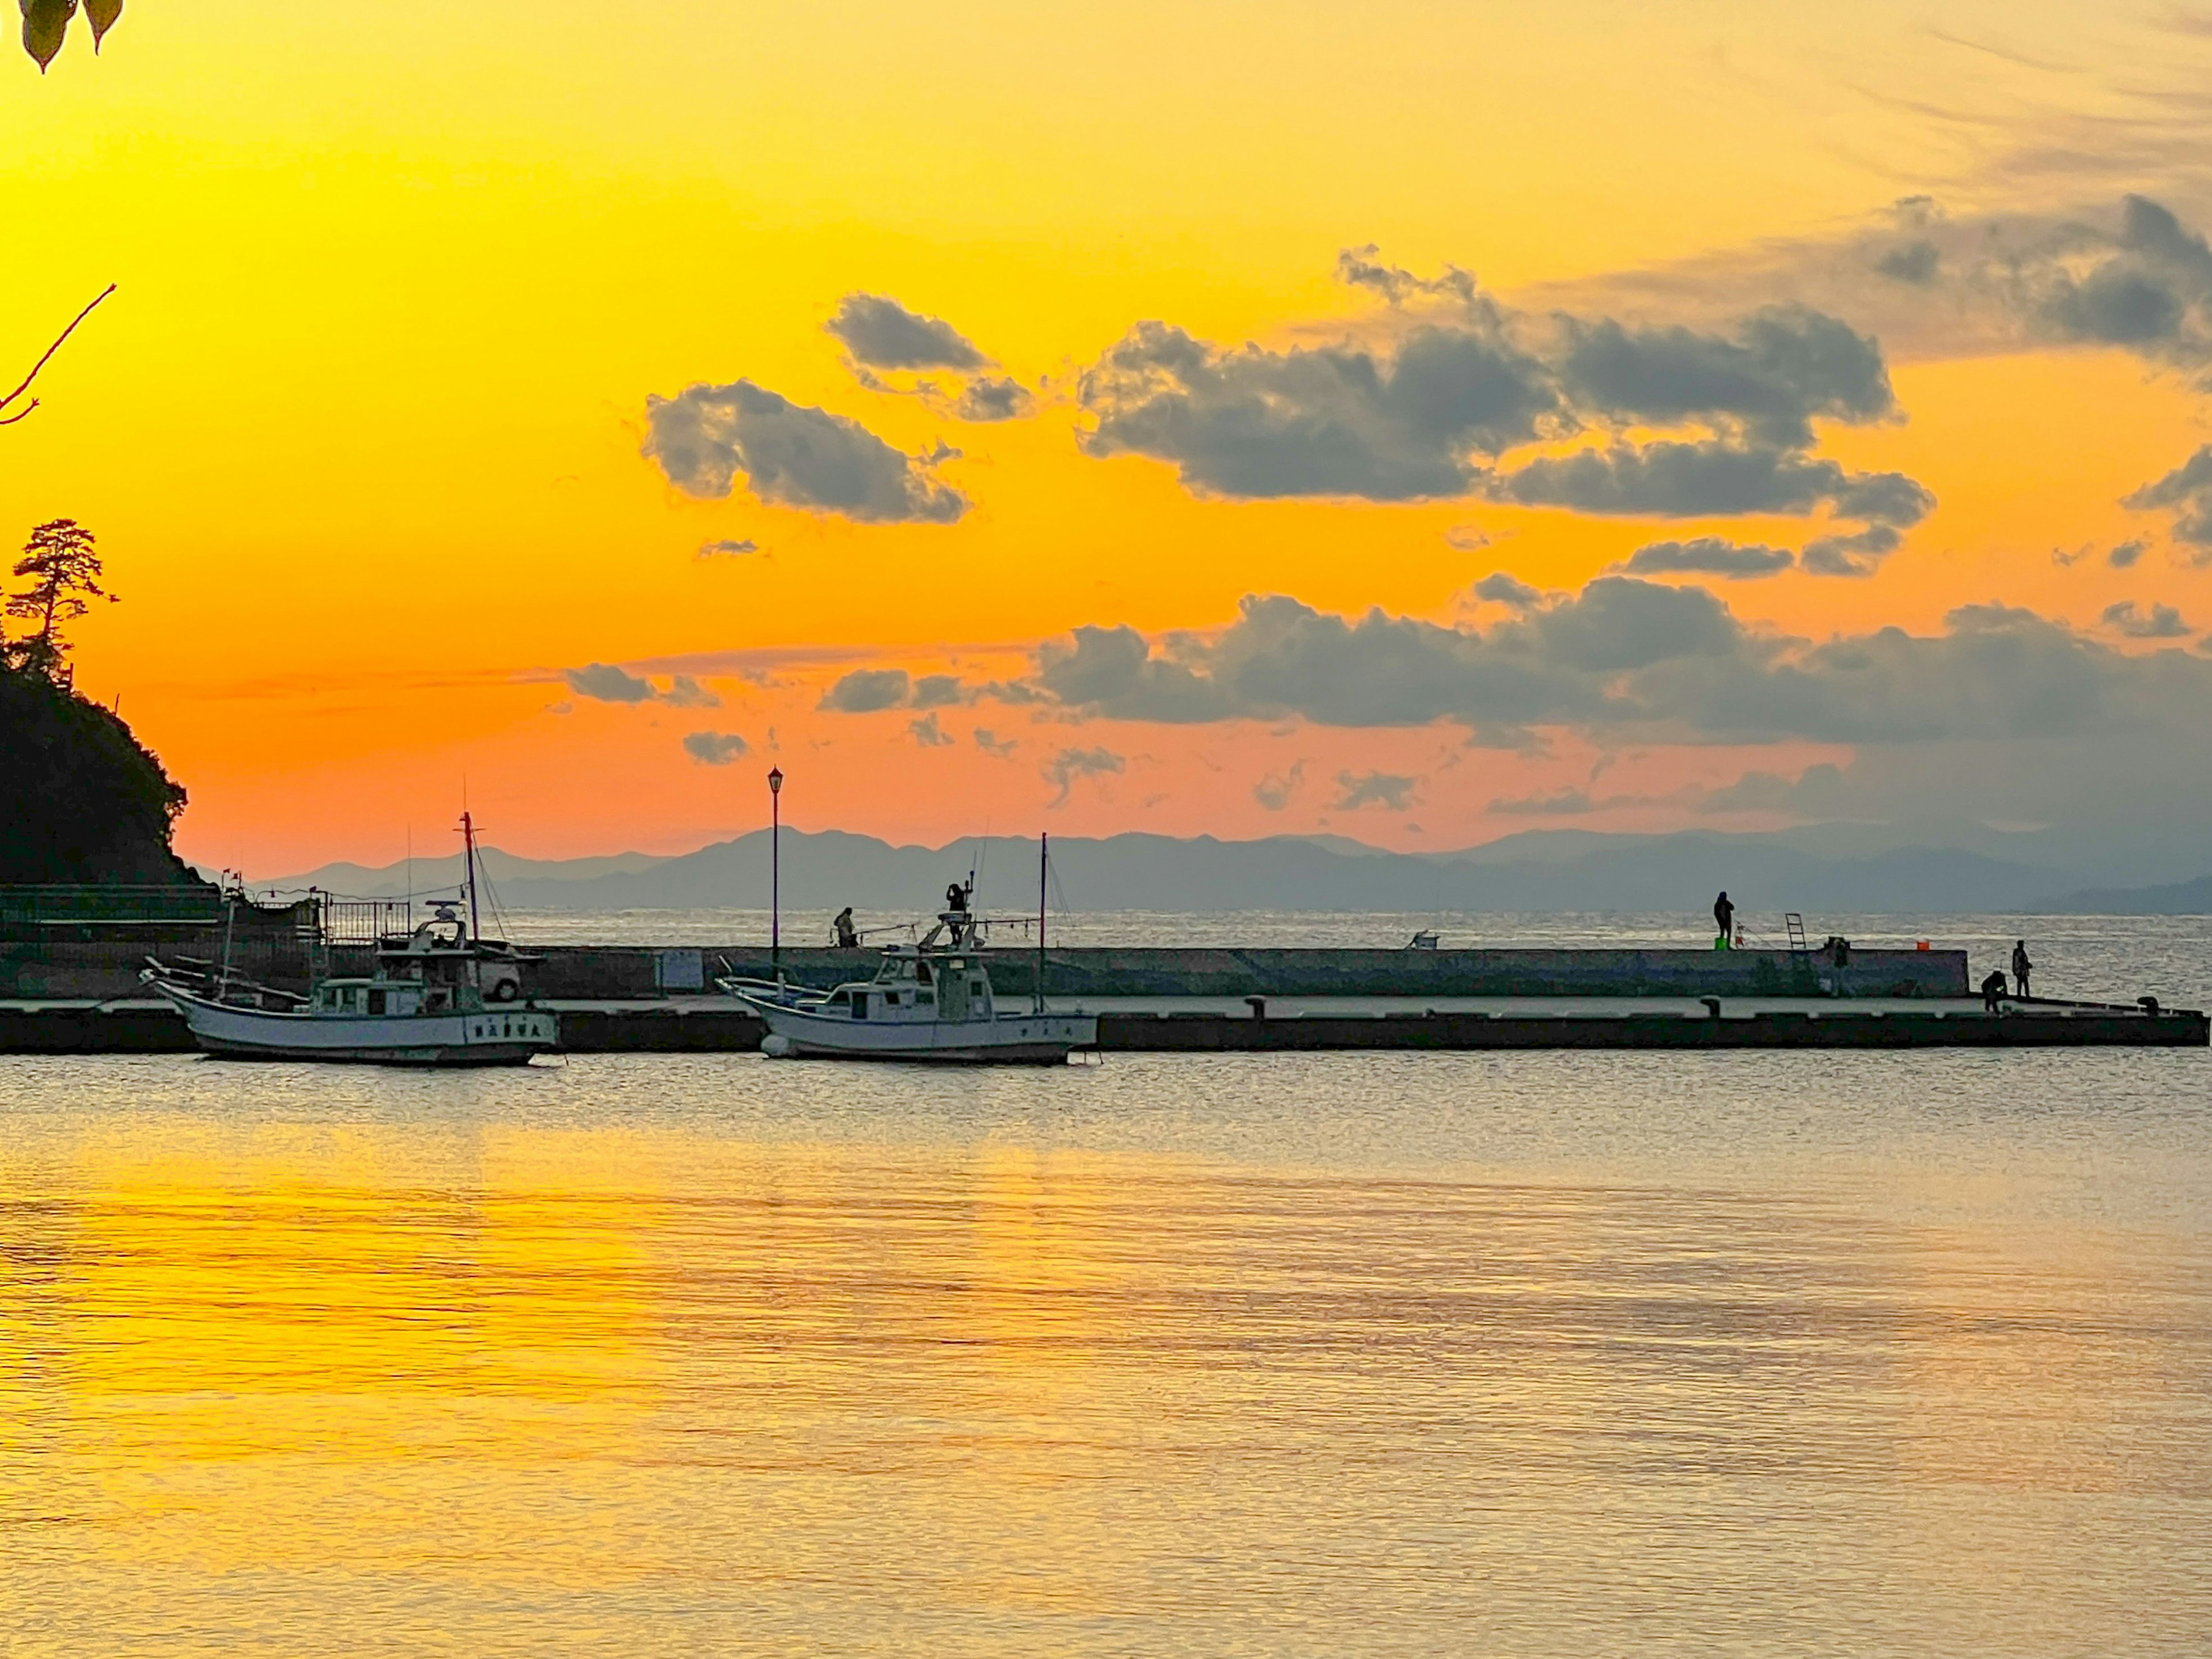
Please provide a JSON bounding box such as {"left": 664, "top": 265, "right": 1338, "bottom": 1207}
{"left": 0, "top": 1064, "right": 2206, "bottom": 1656}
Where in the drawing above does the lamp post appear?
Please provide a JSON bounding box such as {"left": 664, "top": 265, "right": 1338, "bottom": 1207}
{"left": 767, "top": 766, "right": 783, "bottom": 977}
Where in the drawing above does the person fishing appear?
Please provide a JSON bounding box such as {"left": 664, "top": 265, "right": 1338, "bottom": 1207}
{"left": 2012, "top": 940, "right": 2033, "bottom": 998}
{"left": 1712, "top": 891, "right": 1735, "bottom": 949}
{"left": 1982, "top": 969, "right": 2010, "bottom": 1014}
{"left": 834, "top": 906, "right": 859, "bottom": 948}
{"left": 945, "top": 881, "right": 968, "bottom": 915}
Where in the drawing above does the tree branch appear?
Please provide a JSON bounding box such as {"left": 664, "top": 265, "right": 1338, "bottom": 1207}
{"left": 0, "top": 283, "right": 116, "bottom": 421}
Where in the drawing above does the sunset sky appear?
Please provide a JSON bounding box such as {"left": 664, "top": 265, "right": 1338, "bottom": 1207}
{"left": 9, "top": 1, "right": 2212, "bottom": 878}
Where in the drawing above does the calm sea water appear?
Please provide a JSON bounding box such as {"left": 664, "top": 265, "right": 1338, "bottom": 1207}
{"left": 2, "top": 918, "right": 2207, "bottom": 1655}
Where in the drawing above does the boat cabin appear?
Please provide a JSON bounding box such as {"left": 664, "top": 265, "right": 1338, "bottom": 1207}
{"left": 816, "top": 949, "right": 997, "bottom": 1024}
{"left": 366, "top": 907, "right": 529, "bottom": 1008}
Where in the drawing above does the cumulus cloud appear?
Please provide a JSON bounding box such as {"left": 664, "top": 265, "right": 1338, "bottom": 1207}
{"left": 1015, "top": 578, "right": 2212, "bottom": 746}
{"left": 974, "top": 728, "right": 1018, "bottom": 758}
{"left": 1471, "top": 571, "right": 1544, "bottom": 608}
{"left": 564, "top": 663, "right": 656, "bottom": 704}
{"left": 955, "top": 376, "right": 1033, "bottom": 422}
{"left": 1253, "top": 759, "right": 1306, "bottom": 811}
{"left": 683, "top": 731, "right": 750, "bottom": 765}
{"left": 826, "top": 294, "right": 987, "bottom": 371}
{"left": 1070, "top": 262, "right": 1929, "bottom": 559}
{"left": 1553, "top": 305, "right": 1895, "bottom": 449}
{"left": 2102, "top": 599, "right": 2191, "bottom": 638}
{"left": 1077, "top": 318, "right": 1562, "bottom": 500}
{"left": 1044, "top": 745, "right": 1124, "bottom": 806}
{"left": 1481, "top": 441, "right": 1932, "bottom": 527}
{"left": 642, "top": 379, "right": 968, "bottom": 523}
{"left": 819, "top": 668, "right": 912, "bottom": 713}
{"left": 1335, "top": 770, "right": 1419, "bottom": 810}
{"left": 909, "top": 713, "right": 955, "bottom": 747}
{"left": 2109, "top": 539, "right": 2148, "bottom": 569}
{"left": 697, "top": 538, "right": 760, "bottom": 558}
{"left": 662, "top": 675, "right": 722, "bottom": 709}
{"left": 815, "top": 668, "right": 972, "bottom": 713}
{"left": 1620, "top": 537, "right": 1794, "bottom": 579}
{"left": 2123, "top": 444, "right": 2212, "bottom": 551}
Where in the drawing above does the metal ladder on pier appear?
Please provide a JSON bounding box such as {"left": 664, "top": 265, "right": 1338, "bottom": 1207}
{"left": 1784, "top": 911, "right": 1812, "bottom": 976}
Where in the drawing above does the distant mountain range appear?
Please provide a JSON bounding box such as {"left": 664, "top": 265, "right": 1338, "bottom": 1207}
{"left": 245, "top": 827, "right": 2212, "bottom": 918}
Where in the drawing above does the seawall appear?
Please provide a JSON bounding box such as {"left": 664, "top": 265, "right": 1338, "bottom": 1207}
{"left": 527, "top": 945, "right": 1969, "bottom": 1001}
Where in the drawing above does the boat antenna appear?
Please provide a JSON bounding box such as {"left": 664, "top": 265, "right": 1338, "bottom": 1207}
{"left": 460, "top": 810, "right": 482, "bottom": 945}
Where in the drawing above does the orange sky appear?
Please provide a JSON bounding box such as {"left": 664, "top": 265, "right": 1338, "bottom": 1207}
{"left": 6, "top": 1, "right": 2212, "bottom": 874}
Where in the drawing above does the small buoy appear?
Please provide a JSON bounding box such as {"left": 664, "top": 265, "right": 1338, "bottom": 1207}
{"left": 761, "top": 1034, "right": 794, "bottom": 1058}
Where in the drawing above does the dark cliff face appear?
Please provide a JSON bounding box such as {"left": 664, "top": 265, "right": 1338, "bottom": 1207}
{"left": 0, "top": 668, "right": 202, "bottom": 884}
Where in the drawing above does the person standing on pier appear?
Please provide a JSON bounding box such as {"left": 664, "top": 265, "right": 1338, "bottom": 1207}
{"left": 2012, "top": 940, "right": 2033, "bottom": 998}
{"left": 834, "top": 906, "right": 859, "bottom": 948}
{"left": 1712, "top": 891, "right": 1735, "bottom": 949}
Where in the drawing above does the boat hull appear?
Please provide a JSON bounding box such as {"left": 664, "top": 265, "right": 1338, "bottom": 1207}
{"left": 151, "top": 984, "right": 558, "bottom": 1067}
{"left": 745, "top": 1000, "right": 1096, "bottom": 1063}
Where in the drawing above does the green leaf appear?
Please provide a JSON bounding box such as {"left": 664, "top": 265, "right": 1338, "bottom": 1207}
{"left": 82, "top": 0, "right": 115, "bottom": 48}
{"left": 20, "top": 0, "right": 76, "bottom": 71}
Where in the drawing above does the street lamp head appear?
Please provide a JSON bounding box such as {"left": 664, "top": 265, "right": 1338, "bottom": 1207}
{"left": 767, "top": 767, "right": 783, "bottom": 795}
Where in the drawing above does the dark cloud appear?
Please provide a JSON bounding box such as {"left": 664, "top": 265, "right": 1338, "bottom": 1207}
{"left": 1253, "top": 759, "right": 1306, "bottom": 811}
{"left": 565, "top": 664, "right": 721, "bottom": 707}
{"left": 1554, "top": 305, "right": 1894, "bottom": 448}
{"left": 2036, "top": 196, "right": 2212, "bottom": 353}
{"left": 1876, "top": 240, "right": 1940, "bottom": 285}
{"left": 2109, "top": 538, "right": 2148, "bottom": 569}
{"left": 825, "top": 294, "right": 987, "bottom": 371}
{"left": 909, "top": 713, "right": 955, "bottom": 747}
{"left": 974, "top": 728, "right": 1018, "bottom": 758}
{"left": 2102, "top": 599, "right": 2191, "bottom": 638}
{"left": 1077, "top": 319, "right": 1562, "bottom": 501}
{"left": 1471, "top": 571, "right": 1543, "bottom": 608}
{"left": 1335, "top": 244, "right": 1480, "bottom": 307}
{"left": 1800, "top": 524, "right": 1903, "bottom": 578}
{"left": 1335, "top": 770, "right": 1419, "bottom": 811}
{"left": 1018, "top": 579, "right": 2212, "bottom": 746}
{"left": 2123, "top": 444, "right": 2212, "bottom": 550}
{"left": 1044, "top": 745, "right": 1124, "bottom": 806}
{"left": 1033, "top": 625, "right": 1234, "bottom": 722}
{"left": 682, "top": 731, "right": 750, "bottom": 765}
{"left": 1482, "top": 441, "right": 1933, "bottom": 526}
{"left": 818, "top": 668, "right": 912, "bottom": 713}
{"left": 642, "top": 380, "right": 967, "bottom": 523}
{"left": 696, "top": 538, "right": 760, "bottom": 558}
{"left": 911, "top": 674, "right": 964, "bottom": 709}
{"left": 564, "top": 663, "right": 656, "bottom": 704}
{"left": 955, "top": 376, "right": 1033, "bottom": 422}
{"left": 1621, "top": 537, "right": 1794, "bottom": 579}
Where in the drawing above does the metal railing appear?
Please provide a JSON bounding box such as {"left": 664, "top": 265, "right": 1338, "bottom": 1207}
{"left": 0, "top": 884, "right": 224, "bottom": 929}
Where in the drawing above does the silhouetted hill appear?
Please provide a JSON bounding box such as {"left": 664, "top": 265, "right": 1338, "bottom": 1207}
{"left": 263, "top": 828, "right": 2084, "bottom": 918}
{"left": 0, "top": 667, "right": 202, "bottom": 884}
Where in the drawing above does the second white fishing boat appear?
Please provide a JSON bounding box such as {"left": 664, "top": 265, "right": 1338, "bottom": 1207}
{"left": 725, "top": 836, "right": 1097, "bottom": 1063}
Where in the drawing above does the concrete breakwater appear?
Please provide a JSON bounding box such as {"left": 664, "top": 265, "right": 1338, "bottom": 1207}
{"left": 5, "top": 992, "right": 2203, "bottom": 1054}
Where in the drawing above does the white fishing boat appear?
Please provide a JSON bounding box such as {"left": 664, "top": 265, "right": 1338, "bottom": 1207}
{"left": 143, "top": 813, "right": 558, "bottom": 1067}
{"left": 724, "top": 836, "right": 1097, "bottom": 1063}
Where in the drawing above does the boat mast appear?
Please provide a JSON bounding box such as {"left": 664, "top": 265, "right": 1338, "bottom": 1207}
{"left": 1036, "top": 832, "right": 1047, "bottom": 1014}
{"left": 461, "top": 810, "right": 481, "bottom": 945}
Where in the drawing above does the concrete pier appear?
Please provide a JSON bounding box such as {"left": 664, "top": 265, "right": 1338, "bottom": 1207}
{"left": 4, "top": 993, "right": 2201, "bottom": 1055}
